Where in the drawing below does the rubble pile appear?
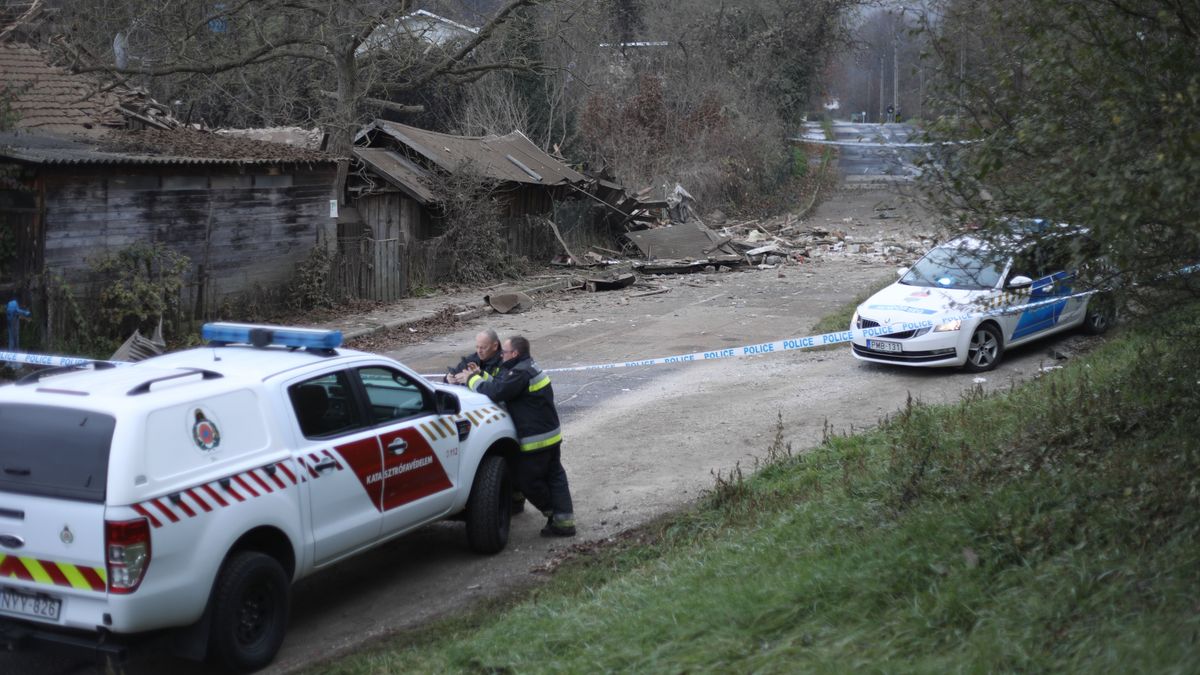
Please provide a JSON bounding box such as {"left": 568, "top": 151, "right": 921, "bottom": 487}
{"left": 714, "top": 208, "right": 938, "bottom": 268}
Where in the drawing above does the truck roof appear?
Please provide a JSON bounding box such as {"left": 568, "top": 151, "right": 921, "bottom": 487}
{"left": 0, "top": 345, "right": 384, "bottom": 413}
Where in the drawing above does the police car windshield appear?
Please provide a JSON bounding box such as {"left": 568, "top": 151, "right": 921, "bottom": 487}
{"left": 900, "top": 245, "right": 1006, "bottom": 291}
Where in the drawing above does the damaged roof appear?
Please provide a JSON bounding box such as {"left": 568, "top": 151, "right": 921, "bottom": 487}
{"left": 0, "top": 128, "right": 336, "bottom": 166}
{"left": 0, "top": 41, "right": 336, "bottom": 165}
{"left": 0, "top": 42, "right": 122, "bottom": 134}
{"left": 359, "top": 120, "right": 586, "bottom": 187}
{"left": 354, "top": 147, "right": 437, "bottom": 203}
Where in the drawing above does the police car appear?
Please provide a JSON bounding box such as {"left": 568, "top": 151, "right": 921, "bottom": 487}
{"left": 850, "top": 230, "right": 1113, "bottom": 372}
{"left": 0, "top": 324, "right": 520, "bottom": 671}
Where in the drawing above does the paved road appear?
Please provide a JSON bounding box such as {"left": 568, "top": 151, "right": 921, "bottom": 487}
{"left": 800, "top": 121, "right": 924, "bottom": 181}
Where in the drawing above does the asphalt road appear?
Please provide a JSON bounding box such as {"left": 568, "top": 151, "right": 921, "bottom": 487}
{"left": 801, "top": 121, "right": 925, "bottom": 180}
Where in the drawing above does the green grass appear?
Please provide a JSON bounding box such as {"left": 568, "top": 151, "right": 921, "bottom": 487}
{"left": 313, "top": 302, "right": 1200, "bottom": 674}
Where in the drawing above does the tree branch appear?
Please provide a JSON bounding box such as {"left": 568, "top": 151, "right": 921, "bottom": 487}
{"left": 65, "top": 39, "right": 331, "bottom": 77}
{"left": 319, "top": 90, "right": 424, "bottom": 116}
{"left": 406, "top": 0, "right": 543, "bottom": 91}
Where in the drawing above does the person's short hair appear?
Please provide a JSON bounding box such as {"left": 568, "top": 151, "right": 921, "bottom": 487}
{"left": 479, "top": 329, "right": 500, "bottom": 346}
{"left": 508, "top": 335, "right": 531, "bottom": 358}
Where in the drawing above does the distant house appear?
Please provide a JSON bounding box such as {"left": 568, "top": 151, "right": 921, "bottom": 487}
{"left": 357, "top": 9, "right": 479, "bottom": 56}
{"left": 0, "top": 41, "right": 339, "bottom": 337}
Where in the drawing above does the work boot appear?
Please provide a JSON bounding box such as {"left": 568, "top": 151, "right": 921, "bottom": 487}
{"left": 511, "top": 491, "right": 526, "bottom": 515}
{"left": 540, "top": 516, "right": 576, "bottom": 538}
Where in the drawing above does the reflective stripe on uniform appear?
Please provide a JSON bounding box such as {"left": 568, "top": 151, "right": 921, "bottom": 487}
{"left": 528, "top": 372, "right": 551, "bottom": 392}
{"left": 520, "top": 428, "right": 562, "bottom": 452}
{"left": 467, "top": 373, "right": 483, "bottom": 391}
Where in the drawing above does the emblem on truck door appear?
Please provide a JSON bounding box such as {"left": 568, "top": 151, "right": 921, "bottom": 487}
{"left": 59, "top": 525, "right": 73, "bottom": 545}
{"left": 191, "top": 408, "right": 222, "bottom": 452}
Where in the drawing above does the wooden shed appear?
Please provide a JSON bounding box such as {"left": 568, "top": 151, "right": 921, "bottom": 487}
{"left": 0, "top": 41, "right": 339, "bottom": 341}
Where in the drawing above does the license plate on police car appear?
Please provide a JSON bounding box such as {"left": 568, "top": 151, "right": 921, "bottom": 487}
{"left": 867, "top": 339, "right": 902, "bottom": 354}
{"left": 0, "top": 586, "right": 61, "bottom": 621}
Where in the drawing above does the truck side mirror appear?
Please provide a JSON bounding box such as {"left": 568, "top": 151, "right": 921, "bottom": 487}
{"left": 434, "top": 389, "right": 461, "bottom": 416}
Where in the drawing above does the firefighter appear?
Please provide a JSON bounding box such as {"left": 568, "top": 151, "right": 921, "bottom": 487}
{"left": 466, "top": 336, "right": 575, "bottom": 537}
{"left": 446, "top": 329, "right": 503, "bottom": 385}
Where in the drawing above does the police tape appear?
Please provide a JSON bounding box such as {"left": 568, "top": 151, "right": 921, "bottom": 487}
{"left": 0, "top": 350, "right": 122, "bottom": 369}
{"left": 421, "top": 287, "right": 1105, "bottom": 378}
{"left": 0, "top": 284, "right": 1117, "bottom": 377}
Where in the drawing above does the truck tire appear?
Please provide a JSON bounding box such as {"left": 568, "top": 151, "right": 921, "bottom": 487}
{"left": 465, "top": 455, "right": 511, "bottom": 554}
{"left": 208, "top": 551, "right": 290, "bottom": 673}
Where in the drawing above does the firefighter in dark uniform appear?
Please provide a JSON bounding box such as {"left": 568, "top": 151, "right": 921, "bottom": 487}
{"left": 446, "top": 329, "right": 504, "bottom": 385}
{"left": 466, "top": 335, "right": 576, "bottom": 537}
{"left": 448, "top": 328, "right": 526, "bottom": 512}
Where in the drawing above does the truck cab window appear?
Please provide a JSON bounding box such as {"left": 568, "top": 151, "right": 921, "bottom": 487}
{"left": 357, "top": 367, "right": 433, "bottom": 424}
{"left": 289, "top": 371, "right": 362, "bottom": 439}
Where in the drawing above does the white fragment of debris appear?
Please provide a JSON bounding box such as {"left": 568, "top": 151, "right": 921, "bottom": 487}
{"left": 1039, "top": 365, "right": 1063, "bottom": 373}
{"left": 621, "top": 388, "right": 631, "bottom": 392}
{"left": 973, "top": 377, "right": 987, "bottom": 384}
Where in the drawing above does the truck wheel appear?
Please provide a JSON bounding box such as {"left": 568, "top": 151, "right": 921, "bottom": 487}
{"left": 465, "top": 455, "right": 511, "bottom": 554}
{"left": 208, "top": 551, "right": 290, "bottom": 673}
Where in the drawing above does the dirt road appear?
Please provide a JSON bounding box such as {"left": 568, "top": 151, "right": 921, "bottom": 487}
{"left": 8, "top": 184, "right": 1097, "bottom": 675}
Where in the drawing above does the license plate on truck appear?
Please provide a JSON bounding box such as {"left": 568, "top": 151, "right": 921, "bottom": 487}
{"left": 867, "top": 339, "right": 902, "bottom": 353}
{"left": 0, "top": 586, "right": 61, "bottom": 621}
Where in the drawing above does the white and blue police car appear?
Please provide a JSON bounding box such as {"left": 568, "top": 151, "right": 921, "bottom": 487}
{"left": 850, "top": 231, "right": 1113, "bottom": 372}
{"left": 0, "top": 324, "right": 519, "bottom": 671}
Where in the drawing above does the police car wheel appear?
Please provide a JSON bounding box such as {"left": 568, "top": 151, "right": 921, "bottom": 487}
{"left": 465, "top": 455, "right": 511, "bottom": 554}
{"left": 1082, "top": 296, "right": 1115, "bottom": 335}
{"left": 208, "top": 551, "right": 290, "bottom": 673}
{"left": 964, "top": 323, "right": 1003, "bottom": 373}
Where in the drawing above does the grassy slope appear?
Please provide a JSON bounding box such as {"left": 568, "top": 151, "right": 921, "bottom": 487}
{"left": 317, "top": 304, "right": 1200, "bottom": 674}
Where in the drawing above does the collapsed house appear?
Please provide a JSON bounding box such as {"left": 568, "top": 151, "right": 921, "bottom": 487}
{"left": 346, "top": 119, "right": 632, "bottom": 297}
{"left": 0, "top": 40, "right": 339, "bottom": 341}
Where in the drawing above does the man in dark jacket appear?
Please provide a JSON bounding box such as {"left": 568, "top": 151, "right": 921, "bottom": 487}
{"left": 466, "top": 335, "right": 575, "bottom": 537}
{"left": 446, "top": 329, "right": 503, "bottom": 385}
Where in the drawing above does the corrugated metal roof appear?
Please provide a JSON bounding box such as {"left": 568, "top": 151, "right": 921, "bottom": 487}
{"left": 354, "top": 148, "right": 437, "bottom": 203}
{"left": 365, "top": 120, "right": 586, "bottom": 186}
{"left": 0, "top": 130, "right": 336, "bottom": 166}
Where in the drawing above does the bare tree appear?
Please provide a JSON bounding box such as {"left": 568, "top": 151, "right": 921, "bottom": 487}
{"left": 54, "top": 0, "right": 550, "bottom": 156}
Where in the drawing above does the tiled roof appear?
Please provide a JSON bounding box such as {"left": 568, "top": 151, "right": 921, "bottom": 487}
{"left": 0, "top": 42, "right": 121, "bottom": 134}
{"left": 0, "top": 42, "right": 338, "bottom": 164}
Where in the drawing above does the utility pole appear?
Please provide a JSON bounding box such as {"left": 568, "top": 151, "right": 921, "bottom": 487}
{"left": 892, "top": 16, "right": 900, "bottom": 122}
{"left": 878, "top": 54, "right": 884, "bottom": 124}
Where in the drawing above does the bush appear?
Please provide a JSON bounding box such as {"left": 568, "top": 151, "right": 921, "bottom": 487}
{"left": 90, "top": 242, "right": 190, "bottom": 343}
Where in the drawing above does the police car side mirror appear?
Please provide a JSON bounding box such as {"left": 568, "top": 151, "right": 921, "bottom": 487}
{"left": 1007, "top": 275, "right": 1033, "bottom": 290}
{"left": 434, "top": 389, "right": 461, "bottom": 416}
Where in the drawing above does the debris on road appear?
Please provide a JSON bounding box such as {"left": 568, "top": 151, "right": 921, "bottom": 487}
{"left": 585, "top": 272, "right": 636, "bottom": 292}
{"left": 485, "top": 292, "right": 535, "bottom": 314}
{"left": 625, "top": 221, "right": 738, "bottom": 259}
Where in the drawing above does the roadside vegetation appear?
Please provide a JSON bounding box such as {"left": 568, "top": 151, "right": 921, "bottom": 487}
{"left": 312, "top": 299, "right": 1200, "bottom": 673}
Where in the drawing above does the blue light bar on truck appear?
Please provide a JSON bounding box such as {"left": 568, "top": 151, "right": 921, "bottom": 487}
{"left": 200, "top": 323, "right": 343, "bottom": 350}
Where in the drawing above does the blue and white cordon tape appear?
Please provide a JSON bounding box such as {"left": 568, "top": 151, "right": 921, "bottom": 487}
{"left": 0, "top": 275, "right": 1181, "bottom": 377}
{"left": 539, "top": 288, "right": 1094, "bottom": 374}
{"left": 0, "top": 351, "right": 121, "bottom": 369}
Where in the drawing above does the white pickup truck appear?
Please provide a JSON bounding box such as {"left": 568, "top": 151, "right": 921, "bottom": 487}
{"left": 0, "top": 324, "right": 519, "bottom": 671}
